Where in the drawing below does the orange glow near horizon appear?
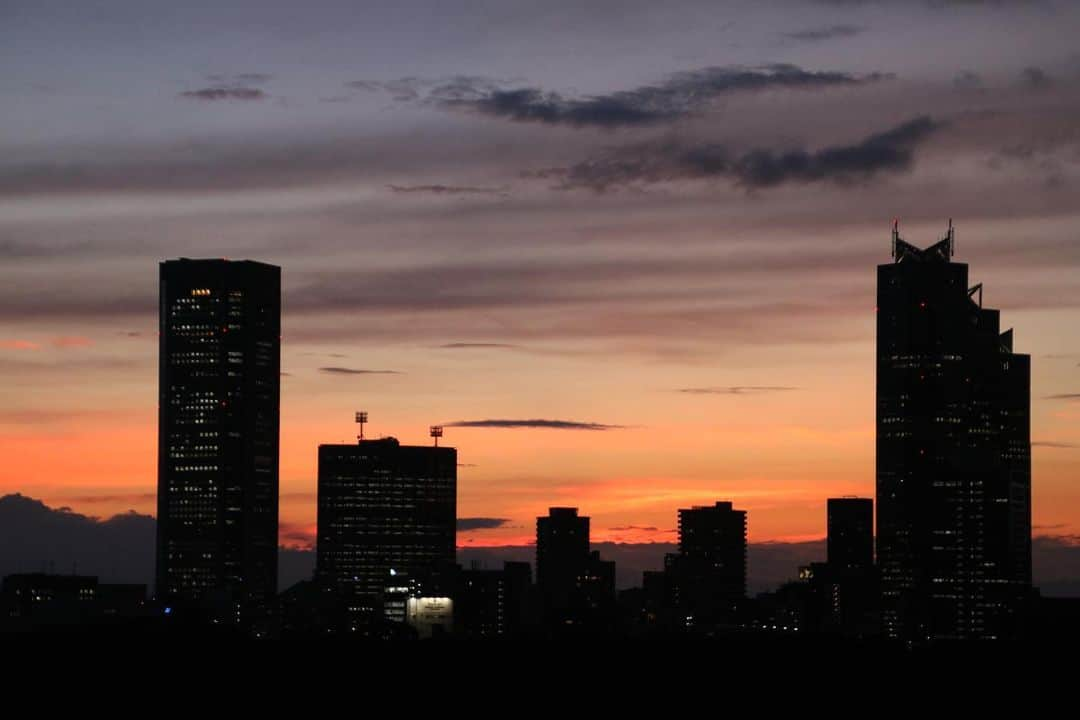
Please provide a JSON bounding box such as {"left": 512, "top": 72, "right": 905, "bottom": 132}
{"left": 3, "top": 333, "right": 1078, "bottom": 552}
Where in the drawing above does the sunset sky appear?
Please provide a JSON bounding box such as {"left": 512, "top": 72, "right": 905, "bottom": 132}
{"left": 2, "top": 0, "right": 1079, "bottom": 550}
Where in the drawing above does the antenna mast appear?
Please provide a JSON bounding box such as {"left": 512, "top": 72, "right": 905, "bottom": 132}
{"left": 948, "top": 218, "right": 955, "bottom": 257}
{"left": 355, "top": 411, "right": 368, "bottom": 442}
{"left": 430, "top": 425, "right": 444, "bottom": 447}
{"left": 891, "top": 218, "right": 900, "bottom": 259}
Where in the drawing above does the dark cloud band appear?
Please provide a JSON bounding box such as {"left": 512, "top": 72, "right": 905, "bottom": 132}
{"left": 445, "top": 419, "right": 625, "bottom": 430}
{"left": 543, "top": 116, "right": 941, "bottom": 190}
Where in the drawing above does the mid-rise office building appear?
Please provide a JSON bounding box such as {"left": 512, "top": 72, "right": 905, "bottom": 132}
{"left": 316, "top": 436, "right": 456, "bottom": 617}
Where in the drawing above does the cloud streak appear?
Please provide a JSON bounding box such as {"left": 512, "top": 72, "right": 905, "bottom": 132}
{"left": 180, "top": 87, "right": 266, "bottom": 101}
{"left": 318, "top": 366, "right": 401, "bottom": 375}
{"left": 784, "top": 24, "right": 865, "bottom": 42}
{"left": 352, "top": 65, "right": 887, "bottom": 129}
{"left": 436, "top": 342, "right": 519, "bottom": 350}
{"left": 444, "top": 419, "right": 626, "bottom": 430}
{"left": 677, "top": 386, "right": 799, "bottom": 395}
{"left": 457, "top": 517, "right": 511, "bottom": 531}
{"left": 1032, "top": 441, "right": 1078, "bottom": 449}
{"left": 543, "top": 116, "right": 941, "bottom": 190}
{"left": 1046, "top": 393, "right": 1080, "bottom": 400}
{"left": 387, "top": 184, "right": 509, "bottom": 196}
{"left": 432, "top": 64, "right": 886, "bottom": 128}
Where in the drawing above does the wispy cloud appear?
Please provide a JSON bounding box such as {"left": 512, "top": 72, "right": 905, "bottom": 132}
{"left": 318, "top": 367, "right": 401, "bottom": 375}
{"left": 355, "top": 65, "right": 886, "bottom": 129}
{"left": 180, "top": 87, "right": 266, "bottom": 101}
{"left": 1033, "top": 441, "right": 1078, "bottom": 448}
{"left": 205, "top": 72, "right": 274, "bottom": 85}
{"left": 445, "top": 419, "right": 626, "bottom": 430}
{"left": 388, "top": 184, "right": 509, "bottom": 196}
{"left": 51, "top": 336, "right": 93, "bottom": 348}
{"left": 436, "top": 342, "right": 519, "bottom": 350}
{"left": 953, "top": 71, "right": 984, "bottom": 91}
{"left": 1046, "top": 393, "right": 1080, "bottom": 400}
{"left": 1021, "top": 66, "right": 1051, "bottom": 90}
{"left": 677, "top": 386, "right": 798, "bottom": 395}
{"left": 1, "top": 339, "right": 40, "bottom": 350}
{"left": 431, "top": 64, "right": 887, "bottom": 129}
{"left": 539, "top": 116, "right": 941, "bottom": 190}
{"left": 784, "top": 24, "right": 865, "bottom": 42}
{"left": 1, "top": 336, "right": 93, "bottom": 350}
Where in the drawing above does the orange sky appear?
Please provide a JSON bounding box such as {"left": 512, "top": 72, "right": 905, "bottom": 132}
{"left": 3, "top": 309, "right": 1077, "bottom": 549}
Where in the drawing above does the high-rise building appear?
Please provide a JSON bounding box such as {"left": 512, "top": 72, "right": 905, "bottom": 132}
{"left": 156, "top": 259, "right": 280, "bottom": 620}
{"left": 827, "top": 498, "right": 874, "bottom": 572}
{"left": 819, "top": 498, "right": 879, "bottom": 637}
{"left": 535, "top": 507, "right": 615, "bottom": 628}
{"left": 316, "top": 436, "right": 456, "bottom": 617}
{"left": 536, "top": 507, "right": 589, "bottom": 608}
{"left": 670, "top": 501, "right": 747, "bottom": 624}
{"left": 536, "top": 507, "right": 589, "bottom": 622}
{"left": 877, "top": 224, "right": 1031, "bottom": 641}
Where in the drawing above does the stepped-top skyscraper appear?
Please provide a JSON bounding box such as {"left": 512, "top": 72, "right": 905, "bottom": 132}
{"left": 157, "top": 259, "right": 281, "bottom": 620}
{"left": 876, "top": 224, "right": 1031, "bottom": 641}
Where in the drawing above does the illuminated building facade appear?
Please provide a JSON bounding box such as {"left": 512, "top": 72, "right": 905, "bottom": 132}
{"left": 156, "top": 259, "right": 280, "bottom": 619}
{"left": 877, "top": 225, "right": 1031, "bottom": 641}
{"left": 316, "top": 437, "right": 456, "bottom": 616}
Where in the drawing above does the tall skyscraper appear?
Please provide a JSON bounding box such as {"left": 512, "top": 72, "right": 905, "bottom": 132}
{"left": 827, "top": 497, "right": 873, "bottom": 572}
{"left": 157, "top": 259, "right": 281, "bottom": 620}
{"left": 316, "top": 436, "right": 456, "bottom": 617}
{"left": 877, "top": 224, "right": 1031, "bottom": 641}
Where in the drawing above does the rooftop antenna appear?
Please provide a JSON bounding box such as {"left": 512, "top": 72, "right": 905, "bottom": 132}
{"left": 355, "top": 411, "right": 368, "bottom": 442}
{"left": 891, "top": 217, "right": 900, "bottom": 259}
{"left": 430, "top": 425, "right": 444, "bottom": 447}
{"left": 948, "top": 218, "right": 955, "bottom": 257}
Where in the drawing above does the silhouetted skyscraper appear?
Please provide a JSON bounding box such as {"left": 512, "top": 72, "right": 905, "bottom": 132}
{"left": 536, "top": 507, "right": 589, "bottom": 620}
{"left": 827, "top": 498, "right": 873, "bottom": 572}
{"left": 156, "top": 259, "right": 280, "bottom": 621}
{"left": 535, "top": 507, "right": 615, "bottom": 628}
{"left": 672, "top": 501, "right": 747, "bottom": 623}
{"left": 877, "top": 225, "right": 1031, "bottom": 641}
{"left": 316, "top": 436, "right": 456, "bottom": 616}
{"left": 821, "top": 498, "right": 879, "bottom": 637}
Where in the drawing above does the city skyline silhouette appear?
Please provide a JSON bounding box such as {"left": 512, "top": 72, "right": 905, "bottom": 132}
{"left": 2, "top": 0, "right": 1079, "bottom": 640}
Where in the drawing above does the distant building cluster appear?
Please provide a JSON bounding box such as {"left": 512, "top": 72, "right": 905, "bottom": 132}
{"left": 4, "top": 227, "right": 1076, "bottom": 643}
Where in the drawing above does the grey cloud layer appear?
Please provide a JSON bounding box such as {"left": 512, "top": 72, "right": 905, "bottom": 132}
{"left": 357, "top": 64, "right": 887, "bottom": 129}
